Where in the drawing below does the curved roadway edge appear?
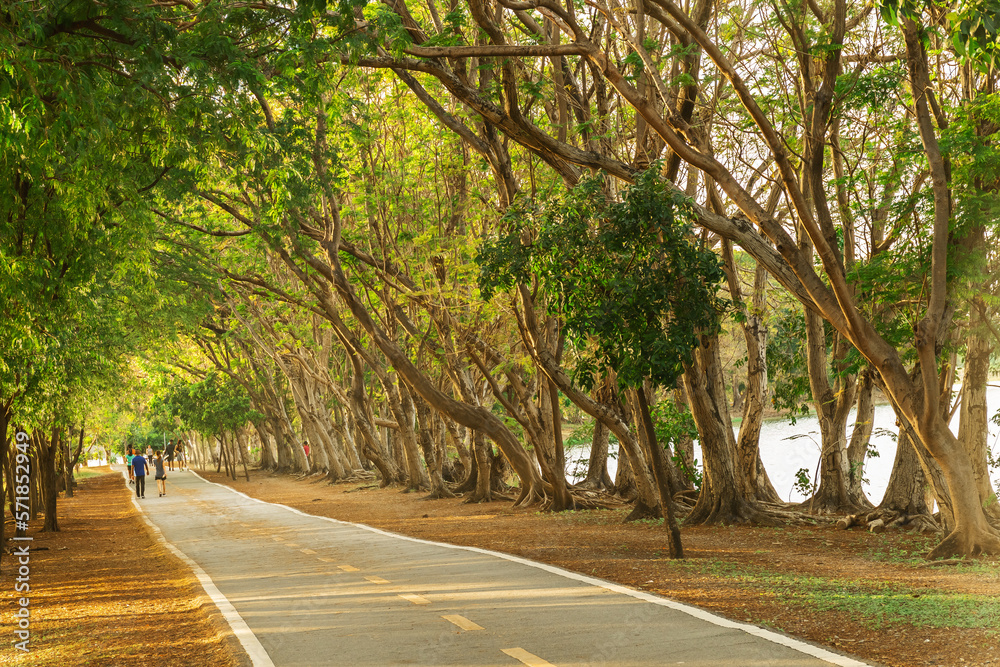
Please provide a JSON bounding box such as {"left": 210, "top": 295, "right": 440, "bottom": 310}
{"left": 186, "top": 470, "right": 874, "bottom": 667}
{"left": 121, "top": 471, "right": 276, "bottom": 667}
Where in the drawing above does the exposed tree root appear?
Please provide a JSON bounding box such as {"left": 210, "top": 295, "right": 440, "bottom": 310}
{"left": 926, "top": 525, "right": 1000, "bottom": 559}
{"left": 451, "top": 471, "right": 477, "bottom": 494}
{"left": 420, "top": 485, "right": 456, "bottom": 500}
{"left": 792, "top": 495, "right": 868, "bottom": 516}
{"left": 686, "top": 494, "right": 791, "bottom": 527}
{"left": 624, "top": 498, "right": 661, "bottom": 522}
{"left": 835, "top": 509, "right": 940, "bottom": 534}
{"left": 513, "top": 482, "right": 546, "bottom": 508}
{"left": 343, "top": 483, "right": 379, "bottom": 493}
{"left": 335, "top": 470, "right": 377, "bottom": 485}
{"left": 568, "top": 488, "right": 630, "bottom": 511}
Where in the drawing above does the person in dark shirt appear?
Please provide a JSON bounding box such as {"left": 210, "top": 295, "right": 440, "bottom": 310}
{"left": 153, "top": 451, "right": 167, "bottom": 497}
{"left": 132, "top": 451, "right": 149, "bottom": 499}
{"left": 165, "top": 439, "right": 176, "bottom": 472}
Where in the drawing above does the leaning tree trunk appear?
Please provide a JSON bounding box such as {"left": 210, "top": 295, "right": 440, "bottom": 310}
{"left": 313, "top": 253, "right": 545, "bottom": 504}
{"left": 633, "top": 387, "right": 684, "bottom": 558}
{"left": 723, "top": 241, "right": 781, "bottom": 504}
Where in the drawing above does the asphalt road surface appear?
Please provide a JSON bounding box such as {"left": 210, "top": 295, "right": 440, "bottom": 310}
{"left": 127, "top": 468, "right": 874, "bottom": 667}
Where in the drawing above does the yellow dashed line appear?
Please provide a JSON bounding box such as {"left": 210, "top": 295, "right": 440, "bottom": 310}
{"left": 441, "top": 614, "right": 483, "bottom": 631}
{"left": 300, "top": 548, "right": 316, "bottom": 555}
{"left": 285, "top": 543, "right": 300, "bottom": 548}
{"left": 501, "top": 648, "right": 556, "bottom": 667}
{"left": 318, "top": 557, "right": 336, "bottom": 563}
{"left": 338, "top": 565, "right": 360, "bottom": 572}
{"left": 398, "top": 594, "right": 430, "bottom": 605}
{"left": 364, "top": 576, "right": 390, "bottom": 584}
{"left": 272, "top": 536, "right": 284, "bottom": 542}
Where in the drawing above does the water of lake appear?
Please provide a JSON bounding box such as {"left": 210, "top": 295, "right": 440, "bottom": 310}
{"left": 567, "top": 385, "right": 1000, "bottom": 504}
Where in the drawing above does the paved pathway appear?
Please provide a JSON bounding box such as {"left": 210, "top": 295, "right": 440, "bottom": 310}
{"left": 128, "top": 468, "right": 874, "bottom": 667}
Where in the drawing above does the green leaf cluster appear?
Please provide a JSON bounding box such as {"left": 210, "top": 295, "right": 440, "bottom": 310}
{"left": 478, "top": 167, "right": 728, "bottom": 390}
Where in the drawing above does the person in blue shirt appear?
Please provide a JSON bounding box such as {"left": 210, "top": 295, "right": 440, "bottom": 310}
{"left": 132, "top": 451, "right": 149, "bottom": 499}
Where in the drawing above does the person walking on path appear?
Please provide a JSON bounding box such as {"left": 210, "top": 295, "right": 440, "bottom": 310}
{"left": 132, "top": 450, "right": 149, "bottom": 499}
{"left": 165, "top": 439, "right": 176, "bottom": 472}
{"left": 126, "top": 447, "right": 135, "bottom": 485}
{"left": 153, "top": 451, "right": 167, "bottom": 497}
{"left": 176, "top": 441, "right": 187, "bottom": 470}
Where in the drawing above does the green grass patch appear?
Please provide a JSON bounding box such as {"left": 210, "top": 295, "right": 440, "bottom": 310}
{"left": 73, "top": 469, "right": 103, "bottom": 481}
{"left": 665, "top": 558, "right": 1000, "bottom": 630}
{"left": 862, "top": 534, "right": 939, "bottom": 563}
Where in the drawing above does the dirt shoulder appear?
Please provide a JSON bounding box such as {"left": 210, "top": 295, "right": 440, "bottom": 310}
{"left": 203, "top": 468, "right": 1000, "bottom": 667}
{"left": 1, "top": 470, "right": 247, "bottom": 667}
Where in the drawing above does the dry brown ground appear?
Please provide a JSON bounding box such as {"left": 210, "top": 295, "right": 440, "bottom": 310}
{"left": 0, "top": 470, "right": 246, "bottom": 667}
{"left": 202, "top": 468, "right": 1000, "bottom": 667}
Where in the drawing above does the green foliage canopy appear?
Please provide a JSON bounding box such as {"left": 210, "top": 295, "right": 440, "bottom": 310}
{"left": 478, "top": 167, "right": 728, "bottom": 390}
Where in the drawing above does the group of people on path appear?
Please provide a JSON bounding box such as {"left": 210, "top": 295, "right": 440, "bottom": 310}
{"left": 126, "top": 439, "right": 186, "bottom": 499}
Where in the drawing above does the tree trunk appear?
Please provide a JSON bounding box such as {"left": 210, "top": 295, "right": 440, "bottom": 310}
{"left": 236, "top": 429, "right": 252, "bottom": 482}
{"left": 633, "top": 387, "right": 684, "bottom": 557}
{"left": 465, "top": 430, "right": 494, "bottom": 503}
{"left": 877, "top": 424, "right": 936, "bottom": 525}
{"left": 0, "top": 405, "right": 10, "bottom": 571}
{"left": 957, "top": 319, "right": 1000, "bottom": 525}
{"left": 731, "top": 257, "right": 781, "bottom": 503}
{"left": 39, "top": 427, "right": 60, "bottom": 532}
{"left": 515, "top": 301, "right": 660, "bottom": 515}
{"left": 315, "top": 254, "right": 544, "bottom": 503}
{"left": 684, "top": 333, "right": 767, "bottom": 525}
{"left": 412, "top": 390, "right": 455, "bottom": 499}
{"left": 580, "top": 419, "right": 613, "bottom": 491}
{"left": 540, "top": 375, "right": 575, "bottom": 511}
{"left": 845, "top": 371, "right": 876, "bottom": 510}
{"left": 802, "top": 308, "right": 860, "bottom": 514}
{"left": 254, "top": 421, "right": 276, "bottom": 470}
{"left": 390, "top": 374, "right": 430, "bottom": 492}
